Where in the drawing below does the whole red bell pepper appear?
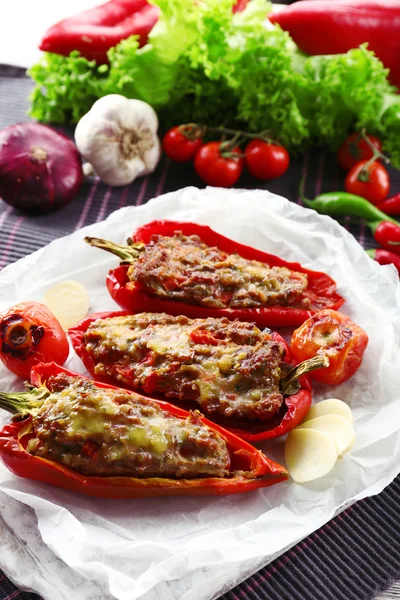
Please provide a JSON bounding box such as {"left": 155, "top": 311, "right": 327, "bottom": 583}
{"left": 39, "top": 0, "right": 160, "bottom": 64}
{"left": 69, "top": 311, "right": 315, "bottom": 442}
{"left": 269, "top": 0, "right": 400, "bottom": 89}
{"left": 88, "top": 220, "right": 344, "bottom": 328}
{"left": 0, "top": 362, "right": 288, "bottom": 498}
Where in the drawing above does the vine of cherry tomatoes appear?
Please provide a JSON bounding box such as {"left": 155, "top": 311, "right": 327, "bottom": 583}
{"left": 162, "top": 125, "right": 290, "bottom": 188}
{"left": 163, "top": 125, "right": 395, "bottom": 211}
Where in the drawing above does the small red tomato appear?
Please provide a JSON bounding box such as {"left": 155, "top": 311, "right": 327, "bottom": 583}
{"left": 290, "top": 309, "right": 368, "bottom": 386}
{"left": 245, "top": 139, "right": 290, "bottom": 180}
{"left": 162, "top": 126, "right": 203, "bottom": 162}
{"left": 345, "top": 160, "right": 390, "bottom": 205}
{"left": 337, "top": 132, "right": 382, "bottom": 171}
{"left": 0, "top": 302, "right": 69, "bottom": 379}
{"left": 194, "top": 142, "right": 244, "bottom": 187}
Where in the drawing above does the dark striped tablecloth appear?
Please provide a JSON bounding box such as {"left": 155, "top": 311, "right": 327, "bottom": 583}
{"left": 1, "top": 66, "right": 400, "bottom": 600}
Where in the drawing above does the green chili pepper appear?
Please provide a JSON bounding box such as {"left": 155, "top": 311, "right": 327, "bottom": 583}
{"left": 299, "top": 180, "right": 398, "bottom": 226}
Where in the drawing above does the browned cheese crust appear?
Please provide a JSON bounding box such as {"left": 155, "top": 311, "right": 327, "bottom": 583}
{"left": 27, "top": 374, "right": 230, "bottom": 478}
{"left": 84, "top": 313, "right": 286, "bottom": 421}
{"left": 127, "top": 233, "right": 310, "bottom": 309}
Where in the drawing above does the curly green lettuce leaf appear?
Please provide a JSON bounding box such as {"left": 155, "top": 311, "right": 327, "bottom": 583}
{"left": 294, "top": 45, "right": 395, "bottom": 149}
{"left": 229, "top": 21, "right": 310, "bottom": 147}
{"left": 106, "top": 0, "right": 204, "bottom": 107}
{"left": 29, "top": 51, "right": 107, "bottom": 123}
{"left": 376, "top": 96, "right": 400, "bottom": 169}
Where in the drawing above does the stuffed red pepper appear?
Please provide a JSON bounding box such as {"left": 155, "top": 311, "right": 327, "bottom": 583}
{"left": 85, "top": 220, "right": 345, "bottom": 328}
{"left": 69, "top": 312, "right": 328, "bottom": 441}
{"left": 0, "top": 363, "right": 288, "bottom": 498}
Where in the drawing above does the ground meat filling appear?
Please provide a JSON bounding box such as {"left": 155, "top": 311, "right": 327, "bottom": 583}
{"left": 84, "top": 313, "right": 286, "bottom": 421}
{"left": 127, "top": 233, "right": 310, "bottom": 309}
{"left": 27, "top": 374, "right": 230, "bottom": 478}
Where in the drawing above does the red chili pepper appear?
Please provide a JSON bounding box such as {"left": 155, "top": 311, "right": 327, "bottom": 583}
{"left": 92, "top": 220, "right": 344, "bottom": 328}
{"left": 376, "top": 194, "right": 400, "bottom": 216}
{"left": 366, "top": 248, "right": 400, "bottom": 274}
{"left": 69, "top": 310, "right": 314, "bottom": 442}
{"left": 39, "top": 0, "right": 160, "bottom": 64}
{"left": 300, "top": 187, "right": 400, "bottom": 256}
{"left": 0, "top": 363, "right": 288, "bottom": 498}
{"left": 369, "top": 221, "right": 400, "bottom": 256}
{"left": 269, "top": 0, "right": 400, "bottom": 88}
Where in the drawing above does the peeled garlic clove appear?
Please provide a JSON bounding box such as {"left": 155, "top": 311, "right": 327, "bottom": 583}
{"left": 285, "top": 428, "right": 338, "bottom": 484}
{"left": 298, "top": 415, "right": 355, "bottom": 457}
{"left": 303, "top": 398, "right": 353, "bottom": 424}
{"left": 43, "top": 280, "right": 90, "bottom": 331}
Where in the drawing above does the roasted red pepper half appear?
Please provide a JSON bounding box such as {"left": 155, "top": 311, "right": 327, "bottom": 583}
{"left": 39, "top": 0, "right": 160, "bottom": 64}
{"left": 0, "top": 302, "right": 69, "bottom": 379}
{"left": 290, "top": 309, "right": 368, "bottom": 385}
{"left": 95, "top": 220, "right": 344, "bottom": 328}
{"left": 69, "top": 310, "right": 316, "bottom": 442}
{"left": 0, "top": 363, "right": 288, "bottom": 498}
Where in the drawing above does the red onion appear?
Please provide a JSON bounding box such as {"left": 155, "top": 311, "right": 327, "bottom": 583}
{"left": 0, "top": 122, "right": 83, "bottom": 214}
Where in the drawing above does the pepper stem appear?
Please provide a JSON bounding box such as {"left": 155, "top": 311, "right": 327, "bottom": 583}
{"left": 281, "top": 354, "right": 330, "bottom": 396}
{"left": 0, "top": 386, "right": 49, "bottom": 417}
{"left": 298, "top": 176, "right": 309, "bottom": 205}
{"left": 84, "top": 236, "right": 145, "bottom": 264}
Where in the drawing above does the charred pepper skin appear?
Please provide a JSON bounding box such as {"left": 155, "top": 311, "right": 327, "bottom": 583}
{"left": 69, "top": 311, "right": 313, "bottom": 442}
{"left": 0, "top": 302, "right": 69, "bottom": 379}
{"left": 0, "top": 363, "right": 288, "bottom": 499}
{"left": 290, "top": 309, "right": 368, "bottom": 386}
{"left": 92, "top": 220, "right": 345, "bottom": 328}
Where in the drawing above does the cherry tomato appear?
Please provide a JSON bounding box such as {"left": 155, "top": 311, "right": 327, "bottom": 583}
{"left": 345, "top": 160, "right": 390, "bottom": 205}
{"left": 0, "top": 302, "right": 69, "bottom": 379}
{"left": 162, "top": 127, "right": 203, "bottom": 162}
{"left": 245, "top": 139, "right": 290, "bottom": 180}
{"left": 290, "top": 309, "right": 368, "bottom": 386}
{"left": 337, "top": 132, "right": 382, "bottom": 171}
{"left": 194, "top": 142, "right": 244, "bottom": 187}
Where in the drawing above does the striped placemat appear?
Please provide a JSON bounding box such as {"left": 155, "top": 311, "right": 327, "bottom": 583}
{"left": 0, "top": 67, "right": 399, "bottom": 600}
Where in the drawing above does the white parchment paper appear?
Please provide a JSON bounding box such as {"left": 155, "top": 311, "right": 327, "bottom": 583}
{"left": 0, "top": 186, "right": 400, "bottom": 600}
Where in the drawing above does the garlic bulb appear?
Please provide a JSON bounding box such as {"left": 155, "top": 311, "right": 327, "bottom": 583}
{"left": 75, "top": 94, "right": 161, "bottom": 186}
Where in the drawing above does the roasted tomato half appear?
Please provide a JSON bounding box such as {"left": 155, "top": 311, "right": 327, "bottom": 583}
{"left": 289, "top": 309, "right": 368, "bottom": 385}
{"left": 0, "top": 302, "right": 69, "bottom": 379}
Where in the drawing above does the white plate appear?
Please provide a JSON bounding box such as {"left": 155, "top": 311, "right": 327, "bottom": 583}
{"left": 1, "top": 187, "right": 400, "bottom": 600}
